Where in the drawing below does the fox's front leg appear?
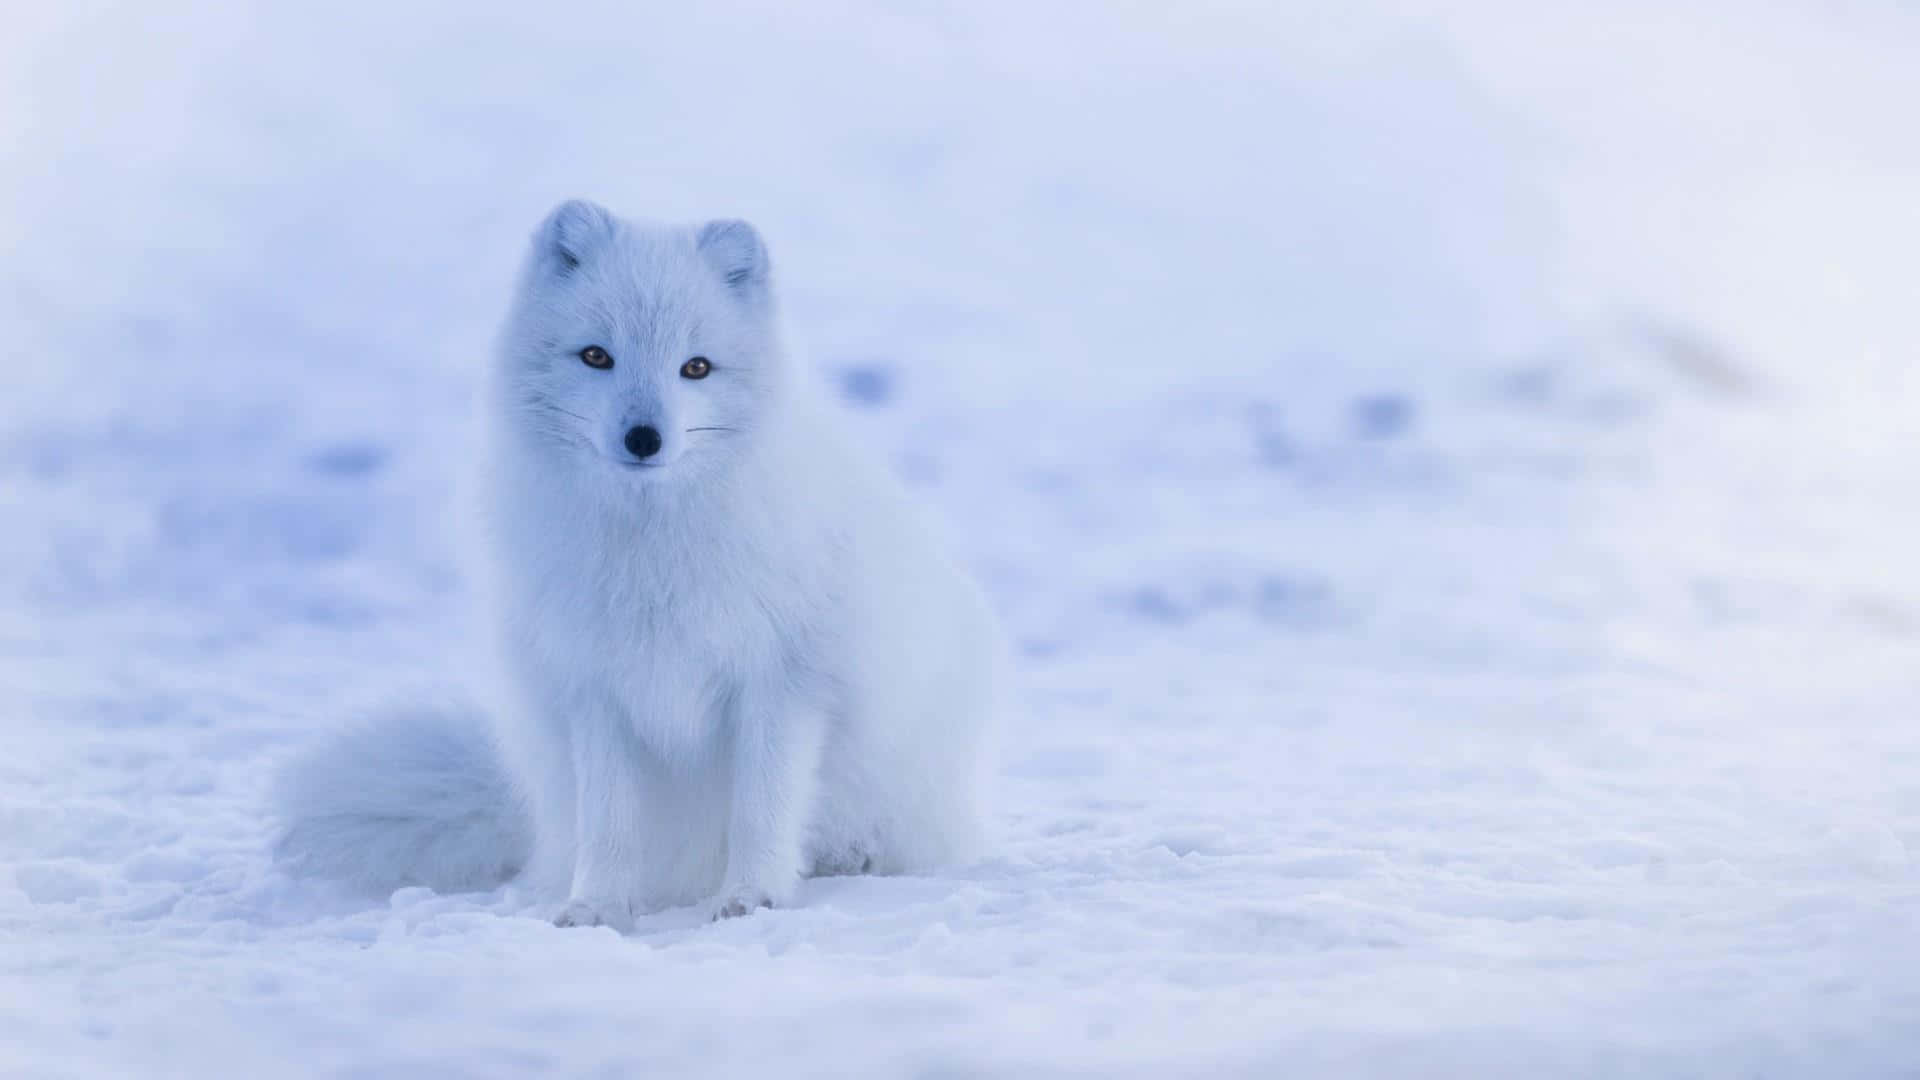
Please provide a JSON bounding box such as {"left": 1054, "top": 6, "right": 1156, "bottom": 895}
{"left": 712, "top": 683, "right": 827, "bottom": 920}
{"left": 554, "top": 710, "right": 648, "bottom": 932}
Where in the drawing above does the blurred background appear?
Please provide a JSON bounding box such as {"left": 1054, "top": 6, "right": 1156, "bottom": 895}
{"left": 3, "top": 2, "right": 1917, "bottom": 1075}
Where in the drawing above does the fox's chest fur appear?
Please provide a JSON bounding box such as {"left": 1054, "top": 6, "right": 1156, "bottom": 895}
{"left": 490, "top": 446, "right": 842, "bottom": 763}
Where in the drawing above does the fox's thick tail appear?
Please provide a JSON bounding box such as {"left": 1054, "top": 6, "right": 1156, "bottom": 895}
{"left": 273, "top": 700, "right": 531, "bottom": 895}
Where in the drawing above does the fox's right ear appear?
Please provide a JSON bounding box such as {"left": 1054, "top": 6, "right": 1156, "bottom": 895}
{"left": 696, "top": 219, "right": 770, "bottom": 297}
{"left": 533, "top": 199, "right": 616, "bottom": 277}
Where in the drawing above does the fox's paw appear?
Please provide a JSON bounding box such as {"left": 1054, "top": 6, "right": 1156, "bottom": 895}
{"left": 809, "top": 847, "right": 875, "bottom": 877}
{"left": 554, "top": 897, "right": 633, "bottom": 932}
{"left": 709, "top": 886, "right": 775, "bottom": 922}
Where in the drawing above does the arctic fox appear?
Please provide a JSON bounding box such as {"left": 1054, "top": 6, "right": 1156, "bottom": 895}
{"left": 275, "top": 201, "right": 1001, "bottom": 926}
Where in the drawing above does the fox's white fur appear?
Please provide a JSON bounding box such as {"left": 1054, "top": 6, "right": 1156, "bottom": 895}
{"left": 274, "top": 201, "right": 1000, "bottom": 926}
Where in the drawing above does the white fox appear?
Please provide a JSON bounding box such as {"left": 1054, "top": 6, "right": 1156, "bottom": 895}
{"left": 275, "top": 201, "right": 1001, "bottom": 926}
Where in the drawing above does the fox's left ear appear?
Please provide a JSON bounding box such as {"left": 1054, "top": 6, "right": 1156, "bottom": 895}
{"left": 534, "top": 199, "right": 616, "bottom": 278}
{"left": 696, "top": 219, "right": 771, "bottom": 298}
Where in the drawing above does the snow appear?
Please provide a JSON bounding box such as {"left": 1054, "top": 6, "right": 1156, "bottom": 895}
{"left": 4, "top": 2, "right": 1919, "bottom": 1075}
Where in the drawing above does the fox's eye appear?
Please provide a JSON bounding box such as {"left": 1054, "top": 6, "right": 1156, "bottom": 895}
{"left": 579, "top": 345, "right": 613, "bottom": 369}
{"left": 680, "top": 356, "right": 712, "bottom": 380}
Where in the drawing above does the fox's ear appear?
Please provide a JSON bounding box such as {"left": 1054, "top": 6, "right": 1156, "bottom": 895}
{"left": 696, "top": 219, "right": 770, "bottom": 296}
{"left": 534, "top": 199, "right": 616, "bottom": 276}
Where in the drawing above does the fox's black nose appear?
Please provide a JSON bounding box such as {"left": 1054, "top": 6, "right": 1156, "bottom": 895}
{"left": 623, "top": 425, "right": 663, "bottom": 460}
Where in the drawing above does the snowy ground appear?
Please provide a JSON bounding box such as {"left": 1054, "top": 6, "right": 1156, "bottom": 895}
{"left": 4, "top": 3, "right": 1919, "bottom": 1076}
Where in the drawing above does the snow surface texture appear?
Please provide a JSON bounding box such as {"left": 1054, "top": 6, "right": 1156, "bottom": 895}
{"left": 4, "top": 2, "right": 1919, "bottom": 1076}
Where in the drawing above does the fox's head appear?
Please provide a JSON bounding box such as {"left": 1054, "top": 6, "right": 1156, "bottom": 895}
{"left": 494, "top": 200, "right": 784, "bottom": 481}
